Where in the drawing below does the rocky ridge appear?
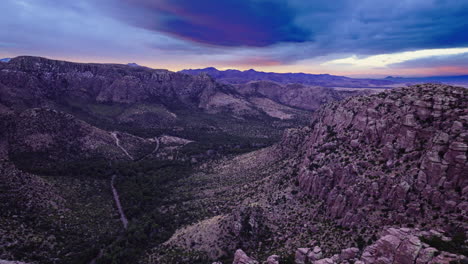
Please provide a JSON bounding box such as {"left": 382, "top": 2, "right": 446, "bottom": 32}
{"left": 0, "top": 56, "right": 325, "bottom": 145}
{"left": 151, "top": 84, "right": 467, "bottom": 263}
{"left": 286, "top": 83, "right": 467, "bottom": 229}
{"left": 0, "top": 56, "right": 310, "bottom": 122}
{"left": 234, "top": 81, "right": 374, "bottom": 111}
{"left": 230, "top": 227, "right": 465, "bottom": 264}
{"left": 180, "top": 67, "right": 394, "bottom": 88}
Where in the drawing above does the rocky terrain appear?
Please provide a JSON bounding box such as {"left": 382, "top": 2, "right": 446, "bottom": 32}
{"left": 3, "top": 108, "right": 156, "bottom": 170}
{"left": 0, "top": 56, "right": 333, "bottom": 156}
{"left": 0, "top": 56, "right": 466, "bottom": 264}
{"left": 233, "top": 227, "right": 466, "bottom": 264}
{"left": 180, "top": 67, "right": 394, "bottom": 88}
{"left": 145, "top": 84, "right": 467, "bottom": 263}
{"left": 233, "top": 81, "right": 375, "bottom": 111}
{"left": 0, "top": 56, "right": 311, "bottom": 132}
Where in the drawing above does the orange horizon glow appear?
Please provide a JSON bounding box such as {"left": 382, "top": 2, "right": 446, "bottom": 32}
{"left": 2, "top": 52, "right": 468, "bottom": 79}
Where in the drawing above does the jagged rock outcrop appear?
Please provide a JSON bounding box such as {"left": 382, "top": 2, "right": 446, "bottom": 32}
{"left": 0, "top": 56, "right": 311, "bottom": 122}
{"left": 0, "top": 56, "right": 218, "bottom": 107}
{"left": 295, "top": 246, "right": 324, "bottom": 264}
{"left": 224, "top": 227, "right": 466, "bottom": 264}
{"left": 282, "top": 84, "right": 467, "bottom": 229}
{"left": 359, "top": 228, "right": 453, "bottom": 264}
{"left": 305, "top": 228, "right": 466, "bottom": 264}
{"left": 156, "top": 84, "right": 467, "bottom": 263}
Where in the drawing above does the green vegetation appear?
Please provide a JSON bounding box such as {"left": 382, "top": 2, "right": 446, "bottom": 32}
{"left": 98, "top": 160, "right": 205, "bottom": 264}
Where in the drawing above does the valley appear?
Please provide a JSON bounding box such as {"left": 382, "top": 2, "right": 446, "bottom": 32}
{"left": 0, "top": 57, "right": 466, "bottom": 264}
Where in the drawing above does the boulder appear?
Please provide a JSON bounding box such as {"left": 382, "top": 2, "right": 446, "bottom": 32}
{"left": 233, "top": 249, "right": 259, "bottom": 264}
{"left": 265, "top": 255, "right": 280, "bottom": 264}
{"left": 295, "top": 248, "right": 310, "bottom": 264}
{"left": 313, "top": 258, "right": 335, "bottom": 264}
{"left": 307, "top": 246, "right": 323, "bottom": 261}
{"left": 339, "top": 247, "right": 359, "bottom": 261}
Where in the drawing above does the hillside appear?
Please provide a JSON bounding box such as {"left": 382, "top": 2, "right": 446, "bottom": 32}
{"left": 233, "top": 81, "right": 375, "bottom": 111}
{"left": 146, "top": 84, "right": 467, "bottom": 263}
{"left": 3, "top": 107, "right": 155, "bottom": 171}
{"left": 180, "top": 67, "right": 395, "bottom": 88}
{"left": 0, "top": 56, "right": 368, "bottom": 264}
{"left": 0, "top": 56, "right": 319, "bottom": 146}
{"left": 0, "top": 57, "right": 466, "bottom": 264}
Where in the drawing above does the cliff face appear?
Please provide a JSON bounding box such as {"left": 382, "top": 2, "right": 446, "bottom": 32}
{"left": 286, "top": 84, "right": 467, "bottom": 229}
{"left": 153, "top": 84, "right": 467, "bottom": 263}
{"left": 0, "top": 56, "right": 218, "bottom": 107}
{"left": 0, "top": 57, "right": 316, "bottom": 140}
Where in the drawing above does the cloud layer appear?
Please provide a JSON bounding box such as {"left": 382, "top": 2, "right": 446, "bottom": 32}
{"left": 109, "top": 0, "right": 311, "bottom": 47}
{"left": 0, "top": 0, "right": 467, "bottom": 77}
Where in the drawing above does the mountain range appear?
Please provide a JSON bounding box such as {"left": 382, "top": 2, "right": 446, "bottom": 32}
{"left": 0, "top": 56, "right": 466, "bottom": 264}
{"left": 181, "top": 67, "right": 468, "bottom": 88}
{"left": 385, "top": 75, "right": 468, "bottom": 84}
{"left": 181, "top": 67, "right": 395, "bottom": 88}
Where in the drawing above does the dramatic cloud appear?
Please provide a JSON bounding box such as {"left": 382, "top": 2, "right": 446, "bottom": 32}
{"left": 105, "top": 0, "right": 311, "bottom": 47}
{"left": 0, "top": 0, "right": 467, "bottom": 76}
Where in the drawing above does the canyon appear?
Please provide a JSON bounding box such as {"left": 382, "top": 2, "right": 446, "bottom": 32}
{"left": 0, "top": 57, "right": 466, "bottom": 264}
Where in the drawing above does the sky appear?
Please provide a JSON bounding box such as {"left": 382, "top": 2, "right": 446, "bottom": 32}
{"left": 1, "top": 0, "right": 468, "bottom": 77}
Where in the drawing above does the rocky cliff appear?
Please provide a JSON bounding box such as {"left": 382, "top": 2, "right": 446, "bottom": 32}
{"left": 0, "top": 56, "right": 317, "bottom": 143}
{"left": 0, "top": 56, "right": 218, "bottom": 107}
{"left": 287, "top": 83, "right": 467, "bottom": 229}
{"left": 0, "top": 56, "right": 312, "bottom": 121}
{"left": 151, "top": 84, "right": 467, "bottom": 263}
{"left": 232, "top": 227, "right": 466, "bottom": 264}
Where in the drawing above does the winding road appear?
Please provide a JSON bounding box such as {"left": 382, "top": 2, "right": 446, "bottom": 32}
{"left": 111, "top": 131, "right": 134, "bottom": 160}
{"left": 109, "top": 131, "right": 160, "bottom": 229}
{"left": 89, "top": 132, "right": 160, "bottom": 263}
{"left": 136, "top": 137, "right": 160, "bottom": 161}
{"left": 111, "top": 175, "right": 128, "bottom": 229}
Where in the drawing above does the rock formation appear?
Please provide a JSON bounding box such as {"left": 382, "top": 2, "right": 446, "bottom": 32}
{"left": 154, "top": 84, "right": 467, "bottom": 263}
{"left": 286, "top": 84, "right": 467, "bottom": 229}
{"left": 233, "top": 249, "right": 259, "bottom": 264}
{"left": 180, "top": 67, "right": 394, "bottom": 88}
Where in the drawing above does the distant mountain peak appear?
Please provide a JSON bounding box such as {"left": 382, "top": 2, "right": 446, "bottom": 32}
{"left": 202, "top": 67, "right": 218, "bottom": 70}
{"left": 127, "top": 62, "right": 141, "bottom": 67}
{"left": 180, "top": 67, "right": 395, "bottom": 87}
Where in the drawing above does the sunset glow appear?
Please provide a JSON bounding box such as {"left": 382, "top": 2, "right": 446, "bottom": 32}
{"left": 1, "top": 0, "right": 467, "bottom": 77}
